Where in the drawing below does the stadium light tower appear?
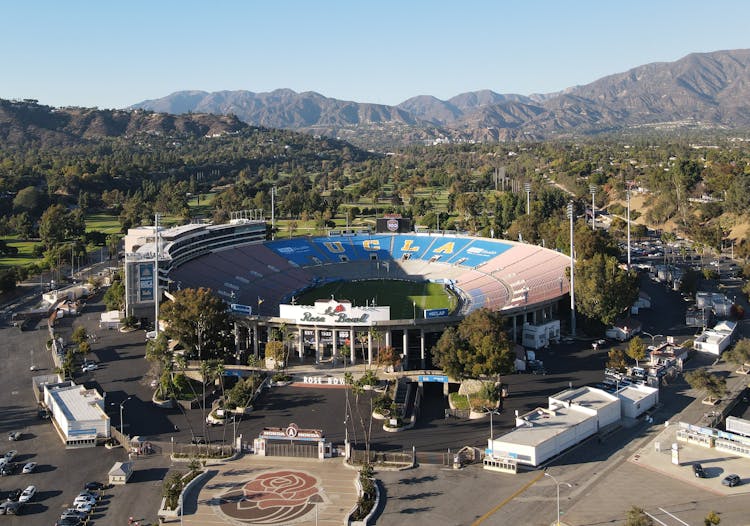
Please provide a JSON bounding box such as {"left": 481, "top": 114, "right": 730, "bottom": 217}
{"left": 567, "top": 201, "right": 576, "bottom": 336}
{"left": 524, "top": 182, "right": 531, "bottom": 215}
{"left": 154, "top": 213, "right": 160, "bottom": 338}
{"left": 589, "top": 184, "right": 596, "bottom": 231}
{"left": 271, "top": 186, "right": 277, "bottom": 240}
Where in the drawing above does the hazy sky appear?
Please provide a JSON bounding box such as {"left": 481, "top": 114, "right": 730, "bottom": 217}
{"left": 4, "top": 0, "right": 750, "bottom": 108}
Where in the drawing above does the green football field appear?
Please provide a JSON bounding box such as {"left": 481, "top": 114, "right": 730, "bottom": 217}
{"left": 295, "top": 279, "right": 456, "bottom": 319}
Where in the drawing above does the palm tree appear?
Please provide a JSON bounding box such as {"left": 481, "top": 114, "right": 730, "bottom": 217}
{"left": 199, "top": 360, "right": 211, "bottom": 448}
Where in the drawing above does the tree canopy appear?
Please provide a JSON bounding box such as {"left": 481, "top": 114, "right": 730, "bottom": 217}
{"left": 724, "top": 339, "right": 750, "bottom": 373}
{"left": 626, "top": 336, "right": 647, "bottom": 367}
{"left": 431, "top": 308, "right": 515, "bottom": 379}
{"left": 574, "top": 253, "right": 639, "bottom": 326}
{"left": 159, "top": 287, "right": 233, "bottom": 360}
{"left": 685, "top": 368, "right": 727, "bottom": 403}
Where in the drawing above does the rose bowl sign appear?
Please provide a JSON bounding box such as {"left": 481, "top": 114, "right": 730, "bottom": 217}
{"left": 280, "top": 298, "right": 390, "bottom": 326}
{"left": 387, "top": 219, "right": 399, "bottom": 232}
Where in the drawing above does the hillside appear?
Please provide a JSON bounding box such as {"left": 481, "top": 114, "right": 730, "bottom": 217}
{"left": 0, "top": 99, "right": 248, "bottom": 147}
{"left": 131, "top": 49, "right": 750, "bottom": 146}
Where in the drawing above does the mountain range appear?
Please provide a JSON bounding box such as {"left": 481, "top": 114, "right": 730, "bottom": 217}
{"left": 132, "top": 49, "right": 750, "bottom": 146}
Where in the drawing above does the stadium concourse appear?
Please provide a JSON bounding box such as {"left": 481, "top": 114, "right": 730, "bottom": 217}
{"left": 168, "top": 232, "right": 571, "bottom": 370}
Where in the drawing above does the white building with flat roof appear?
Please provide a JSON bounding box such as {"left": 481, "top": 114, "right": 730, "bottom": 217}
{"left": 693, "top": 320, "right": 737, "bottom": 356}
{"left": 43, "top": 383, "right": 110, "bottom": 448}
{"left": 616, "top": 383, "right": 659, "bottom": 419}
{"left": 487, "top": 387, "right": 620, "bottom": 467}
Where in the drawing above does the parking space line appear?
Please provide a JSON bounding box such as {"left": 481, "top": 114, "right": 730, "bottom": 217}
{"left": 471, "top": 471, "right": 545, "bottom": 526}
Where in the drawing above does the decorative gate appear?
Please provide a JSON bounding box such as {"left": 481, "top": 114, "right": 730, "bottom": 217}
{"left": 265, "top": 442, "right": 320, "bottom": 458}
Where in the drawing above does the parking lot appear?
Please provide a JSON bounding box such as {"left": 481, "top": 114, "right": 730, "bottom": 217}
{"left": 0, "top": 288, "right": 171, "bottom": 525}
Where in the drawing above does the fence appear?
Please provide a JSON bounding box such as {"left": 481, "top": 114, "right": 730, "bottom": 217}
{"left": 265, "top": 442, "right": 319, "bottom": 458}
{"left": 172, "top": 443, "right": 235, "bottom": 458}
{"left": 350, "top": 448, "right": 414, "bottom": 466}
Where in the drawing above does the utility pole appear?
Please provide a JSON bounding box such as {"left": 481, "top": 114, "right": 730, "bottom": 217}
{"left": 626, "top": 181, "right": 634, "bottom": 270}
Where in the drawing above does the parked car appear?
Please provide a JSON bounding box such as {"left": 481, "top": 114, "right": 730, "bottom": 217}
{"left": 4, "top": 450, "right": 17, "bottom": 462}
{"left": 74, "top": 501, "right": 93, "bottom": 513}
{"left": 60, "top": 508, "right": 87, "bottom": 520}
{"left": 38, "top": 408, "right": 51, "bottom": 419}
{"left": 5, "top": 488, "right": 21, "bottom": 501}
{"left": 722, "top": 474, "right": 742, "bottom": 487}
{"left": 7, "top": 431, "right": 21, "bottom": 441}
{"left": 55, "top": 517, "right": 82, "bottom": 526}
{"left": 191, "top": 435, "right": 207, "bottom": 444}
{"left": 18, "top": 485, "right": 35, "bottom": 503}
{"left": 81, "top": 363, "right": 99, "bottom": 372}
{"left": 0, "top": 501, "right": 22, "bottom": 515}
{"left": 1, "top": 462, "right": 18, "bottom": 476}
{"left": 84, "top": 481, "right": 106, "bottom": 491}
{"left": 693, "top": 463, "right": 705, "bottom": 478}
{"left": 21, "top": 462, "right": 36, "bottom": 474}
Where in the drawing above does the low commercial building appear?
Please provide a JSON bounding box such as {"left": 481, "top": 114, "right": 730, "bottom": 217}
{"left": 616, "top": 383, "right": 659, "bottom": 419}
{"left": 521, "top": 320, "right": 560, "bottom": 350}
{"left": 693, "top": 320, "right": 737, "bottom": 356}
{"left": 108, "top": 461, "right": 134, "bottom": 485}
{"left": 487, "top": 387, "right": 620, "bottom": 467}
{"left": 606, "top": 319, "right": 642, "bottom": 341}
{"left": 43, "top": 382, "right": 110, "bottom": 448}
{"left": 99, "top": 310, "right": 122, "bottom": 330}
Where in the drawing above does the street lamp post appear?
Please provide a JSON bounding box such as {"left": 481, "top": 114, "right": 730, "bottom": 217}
{"left": 119, "top": 396, "right": 134, "bottom": 436}
{"left": 488, "top": 408, "right": 501, "bottom": 459}
{"left": 642, "top": 332, "right": 664, "bottom": 348}
{"left": 544, "top": 472, "right": 572, "bottom": 526}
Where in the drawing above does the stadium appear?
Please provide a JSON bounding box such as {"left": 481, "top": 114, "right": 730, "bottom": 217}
{"left": 124, "top": 218, "right": 571, "bottom": 370}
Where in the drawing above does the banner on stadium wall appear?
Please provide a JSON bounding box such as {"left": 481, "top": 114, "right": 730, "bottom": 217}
{"left": 138, "top": 263, "right": 154, "bottom": 302}
{"left": 280, "top": 299, "right": 390, "bottom": 325}
{"left": 230, "top": 304, "right": 253, "bottom": 315}
{"left": 425, "top": 308, "right": 449, "bottom": 318}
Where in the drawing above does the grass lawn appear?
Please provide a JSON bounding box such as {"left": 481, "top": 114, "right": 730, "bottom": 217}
{"left": 296, "top": 279, "right": 456, "bottom": 319}
{"left": 0, "top": 237, "right": 38, "bottom": 268}
{"left": 85, "top": 213, "right": 122, "bottom": 234}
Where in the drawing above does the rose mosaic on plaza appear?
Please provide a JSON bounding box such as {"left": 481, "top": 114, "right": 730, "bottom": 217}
{"left": 215, "top": 470, "right": 325, "bottom": 525}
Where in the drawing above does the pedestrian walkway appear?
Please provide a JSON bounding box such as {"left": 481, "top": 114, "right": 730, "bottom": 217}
{"left": 183, "top": 455, "right": 358, "bottom": 525}
{"left": 628, "top": 365, "right": 750, "bottom": 495}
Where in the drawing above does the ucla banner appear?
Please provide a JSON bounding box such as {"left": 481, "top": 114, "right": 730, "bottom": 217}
{"left": 425, "top": 308, "right": 449, "bottom": 318}
{"left": 139, "top": 263, "right": 154, "bottom": 301}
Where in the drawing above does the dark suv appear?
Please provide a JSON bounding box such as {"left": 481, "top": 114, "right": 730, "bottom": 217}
{"left": 721, "top": 474, "right": 741, "bottom": 487}
{"left": 692, "top": 463, "right": 705, "bottom": 478}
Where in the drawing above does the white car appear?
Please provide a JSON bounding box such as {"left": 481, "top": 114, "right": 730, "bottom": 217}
{"left": 4, "top": 450, "right": 17, "bottom": 462}
{"left": 74, "top": 494, "right": 96, "bottom": 506}
{"left": 18, "top": 485, "right": 36, "bottom": 503}
{"left": 82, "top": 363, "right": 99, "bottom": 372}
{"left": 74, "top": 501, "right": 93, "bottom": 513}
{"left": 22, "top": 462, "right": 36, "bottom": 474}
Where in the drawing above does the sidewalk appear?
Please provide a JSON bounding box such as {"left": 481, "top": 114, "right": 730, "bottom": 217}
{"left": 628, "top": 364, "right": 750, "bottom": 495}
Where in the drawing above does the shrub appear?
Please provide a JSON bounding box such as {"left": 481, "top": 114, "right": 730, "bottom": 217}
{"left": 373, "top": 394, "right": 392, "bottom": 413}
{"left": 360, "top": 369, "right": 379, "bottom": 386}
{"left": 351, "top": 465, "right": 376, "bottom": 521}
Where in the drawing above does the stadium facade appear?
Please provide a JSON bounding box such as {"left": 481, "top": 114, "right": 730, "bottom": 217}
{"left": 124, "top": 220, "right": 571, "bottom": 370}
